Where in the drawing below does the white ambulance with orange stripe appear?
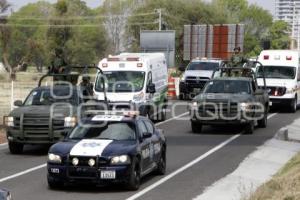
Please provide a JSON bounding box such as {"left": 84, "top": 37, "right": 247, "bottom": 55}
{"left": 257, "top": 50, "right": 300, "bottom": 112}
{"left": 94, "top": 53, "right": 168, "bottom": 120}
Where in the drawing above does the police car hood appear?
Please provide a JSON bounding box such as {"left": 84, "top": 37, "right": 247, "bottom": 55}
{"left": 9, "top": 105, "right": 75, "bottom": 118}
{"left": 184, "top": 70, "right": 213, "bottom": 79}
{"left": 50, "top": 139, "right": 136, "bottom": 157}
{"left": 257, "top": 78, "right": 295, "bottom": 88}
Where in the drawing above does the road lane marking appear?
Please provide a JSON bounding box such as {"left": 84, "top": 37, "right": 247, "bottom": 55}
{"left": 0, "top": 164, "right": 46, "bottom": 183}
{"left": 155, "top": 112, "right": 189, "bottom": 126}
{"left": 126, "top": 113, "right": 278, "bottom": 200}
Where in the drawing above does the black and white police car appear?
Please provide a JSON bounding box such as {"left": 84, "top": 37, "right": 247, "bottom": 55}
{"left": 47, "top": 111, "right": 167, "bottom": 190}
{"left": 0, "top": 189, "right": 12, "bottom": 200}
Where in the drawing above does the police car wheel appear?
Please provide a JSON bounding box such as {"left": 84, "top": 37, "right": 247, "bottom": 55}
{"left": 191, "top": 121, "right": 202, "bottom": 133}
{"left": 155, "top": 148, "right": 166, "bottom": 175}
{"left": 126, "top": 159, "right": 141, "bottom": 191}
{"left": 8, "top": 142, "right": 23, "bottom": 154}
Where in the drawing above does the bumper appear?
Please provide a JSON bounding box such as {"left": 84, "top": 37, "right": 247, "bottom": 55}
{"left": 6, "top": 129, "right": 70, "bottom": 144}
{"left": 269, "top": 98, "right": 294, "bottom": 106}
{"left": 47, "top": 163, "right": 131, "bottom": 185}
{"left": 180, "top": 81, "right": 207, "bottom": 94}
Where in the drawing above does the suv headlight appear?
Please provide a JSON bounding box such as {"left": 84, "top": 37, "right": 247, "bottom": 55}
{"left": 110, "top": 155, "right": 131, "bottom": 165}
{"left": 48, "top": 153, "right": 62, "bottom": 163}
{"left": 64, "top": 117, "right": 77, "bottom": 127}
{"left": 240, "top": 103, "right": 252, "bottom": 111}
{"left": 133, "top": 92, "right": 144, "bottom": 102}
{"left": 3, "top": 116, "right": 14, "bottom": 127}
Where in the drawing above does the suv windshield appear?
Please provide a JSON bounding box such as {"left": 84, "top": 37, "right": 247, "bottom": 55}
{"left": 204, "top": 80, "right": 250, "bottom": 94}
{"left": 187, "top": 62, "right": 219, "bottom": 71}
{"left": 24, "top": 88, "right": 78, "bottom": 106}
{"left": 95, "top": 71, "right": 145, "bottom": 92}
{"left": 257, "top": 66, "right": 296, "bottom": 79}
{"left": 68, "top": 122, "right": 136, "bottom": 141}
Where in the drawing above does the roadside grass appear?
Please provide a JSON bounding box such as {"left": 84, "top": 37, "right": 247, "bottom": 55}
{"left": 247, "top": 153, "right": 300, "bottom": 200}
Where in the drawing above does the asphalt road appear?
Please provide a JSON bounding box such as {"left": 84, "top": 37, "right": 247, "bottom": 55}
{"left": 0, "top": 101, "right": 299, "bottom": 200}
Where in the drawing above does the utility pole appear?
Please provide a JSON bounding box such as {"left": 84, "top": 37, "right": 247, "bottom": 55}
{"left": 155, "top": 8, "right": 162, "bottom": 31}
{"left": 291, "top": 1, "right": 296, "bottom": 49}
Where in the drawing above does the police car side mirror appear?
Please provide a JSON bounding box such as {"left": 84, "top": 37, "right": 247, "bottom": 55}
{"left": 14, "top": 100, "right": 23, "bottom": 107}
{"left": 147, "top": 83, "right": 156, "bottom": 94}
{"left": 142, "top": 132, "right": 152, "bottom": 139}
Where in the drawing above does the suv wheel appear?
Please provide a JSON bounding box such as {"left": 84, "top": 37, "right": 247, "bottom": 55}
{"left": 126, "top": 159, "right": 141, "bottom": 191}
{"left": 9, "top": 142, "right": 24, "bottom": 154}
{"left": 258, "top": 109, "right": 267, "bottom": 128}
{"left": 191, "top": 121, "right": 202, "bottom": 133}
{"left": 244, "top": 121, "right": 254, "bottom": 134}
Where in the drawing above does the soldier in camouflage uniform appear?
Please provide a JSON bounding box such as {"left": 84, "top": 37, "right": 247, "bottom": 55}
{"left": 230, "top": 47, "right": 248, "bottom": 68}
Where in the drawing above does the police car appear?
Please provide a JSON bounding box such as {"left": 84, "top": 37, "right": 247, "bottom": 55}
{"left": 47, "top": 111, "right": 166, "bottom": 190}
{"left": 0, "top": 189, "right": 12, "bottom": 200}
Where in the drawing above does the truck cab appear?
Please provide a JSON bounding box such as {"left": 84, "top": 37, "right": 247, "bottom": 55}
{"left": 179, "top": 58, "right": 223, "bottom": 100}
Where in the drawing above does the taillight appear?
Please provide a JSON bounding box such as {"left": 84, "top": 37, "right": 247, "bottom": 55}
{"left": 286, "top": 56, "right": 292, "bottom": 60}
{"left": 263, "top": 55, "right": 269, "bottom": 60}
{"left": 137, "top": 63, "right": 143, "bottom": 67}
{"left": 102, "top": 63, "right": 108, "bottom": 68}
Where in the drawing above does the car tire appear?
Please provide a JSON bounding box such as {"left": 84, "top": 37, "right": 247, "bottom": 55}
{"left": 244, "top": 121, "right": 254, "bottom": 134}
{"left": 47, "top": 176, "right": 64, "bottom": 190}
{"left": 155, "top": 147, "right": 166, "bottom": 175}
{"left": 8, "top": 142, "right": 24, "bottom": 154}
{"left": 126, "top": 159, "right": 141, "bottom": 191}
{"left": 258, "top": 109, "right": 267, "bottom": 128}
{"left": 290, "top": 97, "right": 297, "bottom": 113}
{"left": 191, "top": 121, "right": 202, "bottom": 133}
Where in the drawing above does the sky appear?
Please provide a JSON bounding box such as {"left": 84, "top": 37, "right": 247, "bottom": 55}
{"left": 10, "top": 0, "right": 275, "bottom": 15}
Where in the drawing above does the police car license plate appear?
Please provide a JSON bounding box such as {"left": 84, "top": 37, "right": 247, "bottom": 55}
{"left": 101, "top": 170, "right": 116, "bottom": 179}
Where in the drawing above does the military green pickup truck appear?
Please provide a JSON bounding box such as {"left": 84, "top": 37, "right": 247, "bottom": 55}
{"left": 190, "top": 66, "right": 269, "bottom": 134}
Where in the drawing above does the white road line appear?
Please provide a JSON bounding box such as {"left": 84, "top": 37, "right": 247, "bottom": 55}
{"left": 0, "top": 164, "right": 46, "bottom": 183}
{"left": 155, "top": 112, "right": 189, "bottom": 126}
{"left": 126, "top": 113, "right": 278, "bottom": 200}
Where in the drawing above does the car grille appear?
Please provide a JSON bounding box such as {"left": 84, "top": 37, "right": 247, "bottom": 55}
{"left": 267, "top": 87, "right": 286, "bottom": 96}
{"left": 23, "top": 114, "right": 50, "bottom": 135}
{"left": 198, "top": 101, "right": 238, "bottom": 118}
{"left": 67, "top": 156, "right": 109, "bottom": 178}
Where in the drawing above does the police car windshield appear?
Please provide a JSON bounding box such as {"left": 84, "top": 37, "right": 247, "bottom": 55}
{"left": 95, "top": 71, "right": 145, "bottom": 92}
{"left": 68, "top": 122, "right": 136, "bottom": 141}
{"left": 188, "top": 62, "right": 219, "bottom": 71}
{"left": 257, "top": 66, "right": 296, "bottom": 79}
{"left": 204, "top": 80, "right": 250, "bottom": 94}
{"left": 24, "top": 88, "right": 77, "bottom": 106}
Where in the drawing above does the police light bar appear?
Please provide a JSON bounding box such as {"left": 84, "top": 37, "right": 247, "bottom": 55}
{"left": 286, "top": 56, "right": 292, "bottom": 60}
{"left": 107, "top": 57, "right": 120, "bottom": 61}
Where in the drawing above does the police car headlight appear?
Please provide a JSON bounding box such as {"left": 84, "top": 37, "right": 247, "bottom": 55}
{"left": 4, "top": 116, "right": 14, "bottom": 127}
{"left": 64, "top": 117, "right": 77, "bottom": 127}
{"left": 48, "top": 153, "right": 62, "bottom": 164}
{"left": 180, "top": 75, "right": 185, "bottom": 81}
{"left": 133, "top": 92, "right": 145, "bottom": 102}
{"left": 111, "top": 155, "right": 131, "bottom": 165}
{"left": 240, "top": 102, "right": 252, "bottom": 111}
{"left": 286, "top": 88, "right": 294, "bottom": 94}
{"left": 88, "top": 158, "right": 96, "bottom": 167}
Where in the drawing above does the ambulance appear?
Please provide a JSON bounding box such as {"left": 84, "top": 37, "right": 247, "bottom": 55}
{"left": 257, "top": 50, "right": 300, "bottom": 112}
{"left": 94, "top": 53, "right": 168, "bottom": 120}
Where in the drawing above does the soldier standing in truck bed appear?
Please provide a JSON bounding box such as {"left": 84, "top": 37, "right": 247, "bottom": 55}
{"left": 229, "top": 47, "right": 248, "bottom": 68}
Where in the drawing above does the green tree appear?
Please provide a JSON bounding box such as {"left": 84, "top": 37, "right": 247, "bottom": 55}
{"left": 269, "top": 20, "right": 290, "bottom": 49}
{"left": 0, "top": 0, "right": 11, "bottom": 72}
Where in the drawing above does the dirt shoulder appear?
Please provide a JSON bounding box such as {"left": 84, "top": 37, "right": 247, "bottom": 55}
{"left": 248, "top": 152, "right": 300, "bottom": 200}
{"left": 0, "top": 127, "right": 7, "bottom": 144}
